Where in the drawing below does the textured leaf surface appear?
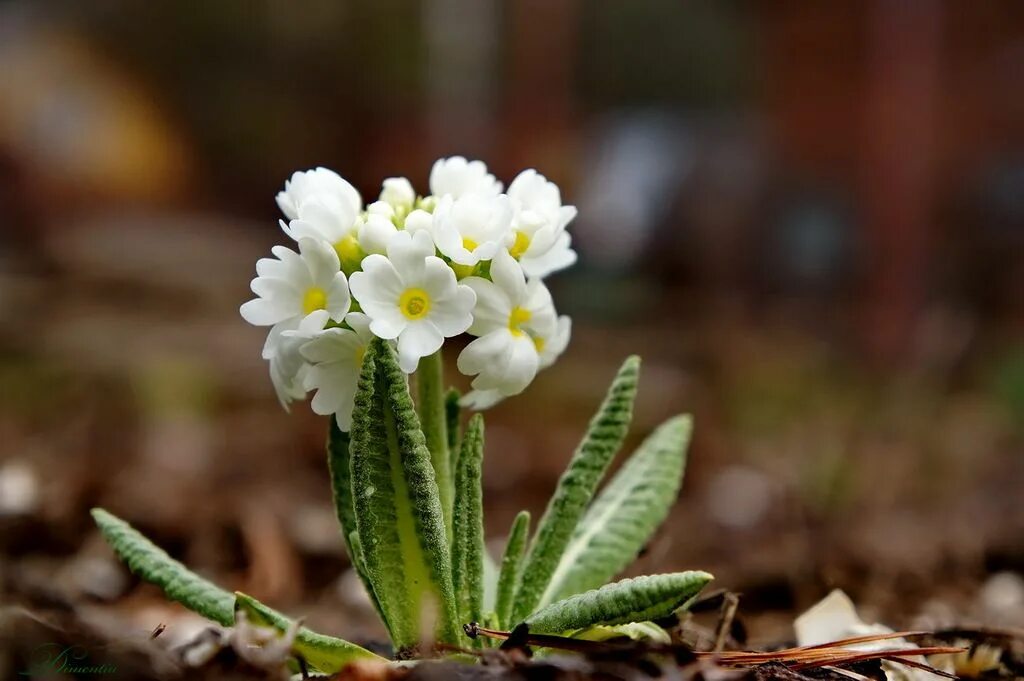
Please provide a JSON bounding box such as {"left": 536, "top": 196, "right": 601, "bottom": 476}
{"left": 350, "top": 340, "right": 459, "bottom": 651}
{"left": 415, "top": 349, "right": 453, "bottom": 541}
{"left": 482, "top": 549, "right": 498, "bottom": 614}
{"left": 494, "top": 510, "right": 530, "bottom": 629}
{"left": 573, "top": 622, "right": 671, "bottom": 644}
{"left": 540, "top": 415, "right": 692, "bottom": 606}
{"left": 512, "top": 356, "right": 641, "bottom": 623}
{"left": 451, "top": 414, "right": 485, "bottom": 643}
{"left": 235, "top": 592, "right": 383, "bottom": 671}
{"left": 329, "top": 425, "right": 387, "bottom": 626}
{"left": 524, "top": 571, "right": 712, "bottom": 634}
{"left": 445, "top": 387, "right": 462, "bottom": 474}
{"left": 92, "top": 509, "right": 382, "bottom": 671}
{"left": 92, "top": 508, "right": 234, "bottom": 626}
{"left": 348, "top": 530, "right": 387, "bottom": 631}
{"left": 327, "top": 423, "right": 357, "bottom": 559}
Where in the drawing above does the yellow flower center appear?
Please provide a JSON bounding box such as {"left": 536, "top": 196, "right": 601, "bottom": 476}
{"left": 532, "top": 335, "right": 546, "bottom": 353}
{"left": 509, "top": 231, "right": 531, "bottom": 258}
{"left": 451, "top": 240, "right": 480, "bottom": 279}
{"left": 508, "top": 306, "right": 532, "bottom": 336}
{"left": 355, "top": 344, "right": 366, "bottom": 367}
{"left": 334, "top": 233, "right": 365, "bottom": 275}
{"left": 399, "top": 288, "right": 431, "bottom": 320}
{"left": 303, "top": 287, "right": 328, "bottom": 314}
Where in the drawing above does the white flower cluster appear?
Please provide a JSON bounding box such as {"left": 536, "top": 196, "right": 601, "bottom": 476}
{"left": 240, "top": 157, "right": 575, "bottom": 430}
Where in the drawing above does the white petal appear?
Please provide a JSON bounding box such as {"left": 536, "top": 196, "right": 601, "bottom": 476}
{"left": 397, "top": 322, "right": 444, "bottom": 373}
{"left": 462, "top": 277, "right": 510, "bottom": 336}
{"left": 283, "top": 167, "right": 362, "bottom": 215}
{"left": 251, "top": 276, "right": 299, "bottom": 302}
{"left": 369, "top": 310, "right": 407, "bottom": 340}
{"left": 457, "top": 331, "right": 511, "bottom": 377}
{"left": 404, "top": 208, "right": 435, "bottom": 235}
{"left": 326, "top": 272, "right": 352, "bottom": 321}
{"left": 429, "top": 284, "right": 476, "bottom": 337}
{"left": 558, "top": 205, "right": 577, "bottom": 230}
{"left": 433, "top": 220, "right": 467, "bottom": 263}
{"left": 521, "top": 231, "right": 577, "bottom": 278}
{"left": 299, "top": 309, "right": 331, "bottom": 333}
{"left": 429, "top": 156, "right": 502, "bottom": 198}
{"left": 380, "top": 177, "right": 415, "bottom": 208}
{"left": 349, "top": 256, "right": 403, "bottom": 309}
{"left": 257, "top": 246, "right": 290, "bottom": 277}
{"left": 459, "top": 389, "right": 505, "bottom": 410}
{"left": 539, "top": 315, "right": 571, "bottom": 368}
{"left": 301, "top": 327, "right": 354, "bottom": 363}
{"left": 367, "top": 200, "right": 395, "bottom": 218}
{"left": 474, "top": 334, "right": 538, "bottom": 395}
{"left": 298, "top": 238, "right": 342, "bottom": 288}
{"left": 276, "top": 191, "right": 299, "bottom": 220}
{"left": 344, "top": 312, "right": 375, "bottom": 343}
{"left": 358, "top": 214, "right": 398, "bottom": 255}
{"left": 489, "top": 249, "right": 528, "bottom": 304}
{"left": 240, "top": 298, "right": 294, "bottom": 326}
{"left": 419, "top": 257, "right": 458, "bottom": 300}
{"left": 385, "top": 230, "right": 432, "bottom": 281}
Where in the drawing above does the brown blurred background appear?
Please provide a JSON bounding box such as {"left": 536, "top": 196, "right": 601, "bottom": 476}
{"left": 2, "top": 0, "right": 1024, "bottom": 653}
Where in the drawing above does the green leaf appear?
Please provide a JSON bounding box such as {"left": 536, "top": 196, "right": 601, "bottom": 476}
{"left": 482, "top": 548, "right": 498, "bottom": 615}
{"left": 494, "top": 510, "right": 530, "bottom": 629}
{"left": 327, "top": 422, "right": 357, "bottom": 560}
{"left": 415, "top": 349, "right": 454, "bottom": 542}
{"left": 329, "top": 421, "right": 388, "bottom": 628}
{"left": 91, "top": 507, "right": 234, "bottom": 626}
{"left": 445, "top": 386, "right": 462, "bottom": 474}
{"left": 512, "top": 356, "right": 641, "bottom": 623}
{"left": 540, "top": 415, "right": 692, "bottom": 606}
{"left": 235, "top": 592, "right": 383, "bottom": 672}
{"left": 451, "top": 414, "right": 485, "bottom": 645}
{"left": 91, "top": 508, "right": 383, "bottom": 672}
{"left": 350, "top": 340, "right": 459, "bottom": 652}
{"left": 348, "top": 530, "right": 388, "bottom": 632}
{"left": 572, "top": 621, "right": 671, "bottom": 645}
{"left": 524, "top": 571, "right": 712, "bottom": 635}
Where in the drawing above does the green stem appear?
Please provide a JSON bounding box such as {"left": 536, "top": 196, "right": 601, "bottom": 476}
{"left": 417, "top": 349, "right": 453, "bottom": 543}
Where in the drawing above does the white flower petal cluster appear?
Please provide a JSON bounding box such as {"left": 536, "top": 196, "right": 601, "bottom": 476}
{"left": 241, "top": 157, "right": 576, "bottom": 429}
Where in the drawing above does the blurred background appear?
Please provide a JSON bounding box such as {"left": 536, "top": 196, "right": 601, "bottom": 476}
{"left": 2, "top": 0, "right": 1024, "bottom": 659}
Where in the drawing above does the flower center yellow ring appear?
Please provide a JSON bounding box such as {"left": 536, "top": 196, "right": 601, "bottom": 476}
{"left": 303, "top": 286, "right": 328, "bottom": 314}
{"left": 399, "top": 288, "right": 431, "bottom": 320}
{"left": 508, "top": 306, "right": 531, "bottom": 336}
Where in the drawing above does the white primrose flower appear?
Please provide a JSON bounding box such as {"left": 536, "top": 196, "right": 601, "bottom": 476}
{"left": 240, "top": 237, "right": 351, "bottom": 332}
{"left": 537, "top": 314, "right": 572, "bottom": 369}
{"left": 457, "top": 250, "right": 556, "bottom": 399}
{"left": 507, "top": 169, "right": 578, "bottom": 278}
{"left": 432, "top": 193, "right": 513, "bottom": 276}
{"left": 402, "top": 208, "right": 435, "bottom": 235}
{"left": 349, "top": 230, "right": 477, "bottom": 373}
{"left": 460, "top": 314, "right": 570, "bottom": 410}
{"left": 379, "top": 177, "right": 416, "bottom": 213}
{"left": 276, "top": 168, "right": 366, "bottom": 273}
{"left": 358, "top": 209, "right": 399, "bottom": 256}
{"left": 300, "top": 312, "right": 377, "bottom": 431}
{"left": 263, "top": 305, "right": 352, "bottom": 409}
{"left": 276, "top": 167, "right": 363, "bottom": 220}
{"left": 264, "top": 322, "right": 309, "bottom": 409}
{"left": 430, "top": 156, "right": 503, "bottom": 199}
